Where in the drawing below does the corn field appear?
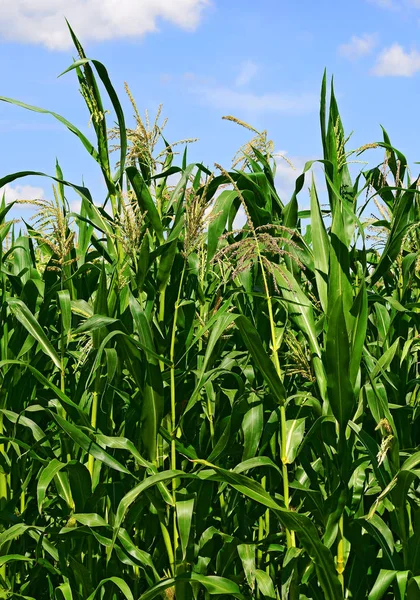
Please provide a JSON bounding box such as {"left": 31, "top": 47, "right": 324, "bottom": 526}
{"left": 1, "top": 26, "right": 420, "bottom": 599}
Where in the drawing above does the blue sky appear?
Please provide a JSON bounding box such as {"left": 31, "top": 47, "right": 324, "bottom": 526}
{"left": 1, "top": 0, "right": 420, "bottom": 222}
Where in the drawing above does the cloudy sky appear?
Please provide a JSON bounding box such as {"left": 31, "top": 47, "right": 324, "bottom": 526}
{"left": 1, "top": 0, "right": 420, "bottom": 219}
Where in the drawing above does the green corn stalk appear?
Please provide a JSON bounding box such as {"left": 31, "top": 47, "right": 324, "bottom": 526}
{"left": 168, "top": 265, "right": 186, "bottom": 572}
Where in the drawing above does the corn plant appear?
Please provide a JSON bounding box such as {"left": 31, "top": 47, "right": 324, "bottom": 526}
{"left": 0, "top": 25, "right": 420, "bottom": 600}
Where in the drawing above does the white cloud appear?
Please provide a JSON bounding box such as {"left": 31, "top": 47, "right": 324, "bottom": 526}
{"left": 339, "top": 33, "right": 378, "bottom": 60}
{"left": 69, "top": 199, "right": 82, "bottom": 213}
{"left": 2, "top": 183, "right": 45, "bottom": 203}
{"left": 367, "top": 0, "right": 400, "bottom": 9}
{"left": 275, "top": 154, "right": 309, "bottom": 204}
{"left": 160, "top": 73, "right": 174, "bottom": 85}
{"left": 190, "top": 85, "right": 317, "bottom": 115}
{"left": 275, "top": 154, "right": 302, "bottom": 201}
{"left": 372, "top": 43, "right": 420, "bottom": 76}
{"left": 274, "top": 153, "right": 325, "bottom": 209}
{"left": 368, "top": 0, "right": 420, "bottom": 8}
{"left": 235, "top": 61, "right": 258, "bottom": 87}
{"left": 166, "top": 172, "right": 182, "bottom": 188}
{"left": 0, "top": 0, "right": 209, "bottom": 50}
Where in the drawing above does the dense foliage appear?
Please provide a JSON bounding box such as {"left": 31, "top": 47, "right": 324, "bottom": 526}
{"left": 1, "top": 26, "right": 420, "bottom": 599}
